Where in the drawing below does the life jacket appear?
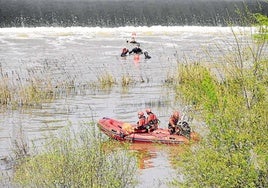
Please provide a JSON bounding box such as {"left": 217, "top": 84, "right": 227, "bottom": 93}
{"left": 168, "top": 115, "right": 179, "bottom": 126}
{"left": 137, "top": 116, "right": 146, "bottom": 128}
{"left": 147, "top": 113, "right": 158, "bottom": 125}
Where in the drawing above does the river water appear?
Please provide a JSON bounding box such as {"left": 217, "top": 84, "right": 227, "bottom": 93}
{"left": 0, "top": 26, "right": 253, "bottom": 187}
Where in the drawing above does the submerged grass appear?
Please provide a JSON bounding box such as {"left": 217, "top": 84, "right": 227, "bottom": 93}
{"left": 97, "top": 71, "right": 116, "bottom": 89}
{"left": 0, "top": 63, "right": 79, "bottom": 108}
{"left": 13, "top": 122, "right": 138, "bottom": 188}
{"left": 0, "top": 75, "right": 54, "bottom": 107}
{"left": 0, "top": 66, "right": 138, "bottom": 105}
{"left": 121, "top": 74, "right": 135, "bottom": 87}
{"left": 92, "top": 70, "right": 136, "bottom": 90}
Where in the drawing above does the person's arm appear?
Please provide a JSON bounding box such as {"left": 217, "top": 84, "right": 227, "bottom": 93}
{"left": 169, "top": 118, "right": 176, "bottom": 128}
{"left": 137, "top": 119, "right": 145, "bottom": 128}
{"left": 137, "top": 119, "right": 141, "bottom": 127}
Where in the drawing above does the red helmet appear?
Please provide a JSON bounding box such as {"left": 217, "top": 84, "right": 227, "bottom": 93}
{"left": 145, "top": 108, "right": 151, "bottom": 113}
{"left": 138, "top": 111, "right": 144, "bottom": 116}
{"left": 173, "top": 111, "right": 180, "bottom": 118}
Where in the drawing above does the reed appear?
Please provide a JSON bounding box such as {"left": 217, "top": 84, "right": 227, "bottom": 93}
{"left": 121, "top": 74, "right": 135, "bottom": 87}
{"left": 0, "top": 63, "right": 82, "bottom": 108}
{"left": 96, "top": 71, "right": 116, "bottom": 89}
{"left": 0, "top": 77, "right": 11, "bottom": 105}
{"left": 92, "top": 69, "right": 137, "bottom": 90}
{"left": 0, "top": 62, "right": 139, "bottom": 106}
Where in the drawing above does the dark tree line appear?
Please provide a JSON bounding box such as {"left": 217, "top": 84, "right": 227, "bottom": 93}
{"left": 0, "top": 0, "right": 267, "bottom": 27}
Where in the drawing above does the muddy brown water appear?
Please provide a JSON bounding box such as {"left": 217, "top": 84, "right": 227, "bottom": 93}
{"left": 0, "top": 26, "right": 253, "bottom": 187}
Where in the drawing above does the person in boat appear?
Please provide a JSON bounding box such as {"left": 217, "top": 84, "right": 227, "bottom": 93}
{"left": 136, "top": 111, "right": 147, "bottom": 130}
{"left": 145, "top": 108, "right": 159, "bottom": 131}
{"left": 121, "top": 47, "right": 129, "bottom": 57}
{"left": 168, "top": 111, "right": 181, "bottom": 135}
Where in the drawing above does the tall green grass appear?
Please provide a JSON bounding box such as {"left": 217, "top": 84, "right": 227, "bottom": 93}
{"left": 170, "top": 15, "right": 268, "bottom": 187}
{"left": 13, "top": 123, "right": 138, "bottom": 188}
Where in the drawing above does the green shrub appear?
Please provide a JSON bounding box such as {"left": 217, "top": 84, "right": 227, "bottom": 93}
{"left": 13, "top": 123, "right": 138, "bottom": 188}
{"left": 171, "top": 30, "right": 268, "bottom": 187}
{"left": 172, "top": 59, "right": 268, "bottom": 187}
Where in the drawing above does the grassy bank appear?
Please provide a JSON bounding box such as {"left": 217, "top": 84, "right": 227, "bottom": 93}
{"left": 170, "top": 16, "right": 268, "bottom": 187}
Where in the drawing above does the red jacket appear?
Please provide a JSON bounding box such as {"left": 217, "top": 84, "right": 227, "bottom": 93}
{"left": 137, "top": 116, "right": 146, "bottom": 128}
{"left": 168, "top": 115, "right": 179, "bottom": 128}
{"left": 146, "top": 112, "right": 158, "bottom": 125}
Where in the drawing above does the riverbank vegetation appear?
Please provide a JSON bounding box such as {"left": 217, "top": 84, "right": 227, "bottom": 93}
{"left": 13, "top": 123, "right": 138, "bottom": 187}
{"left": 170, "top": 14, "right": 268, "bottom": 187}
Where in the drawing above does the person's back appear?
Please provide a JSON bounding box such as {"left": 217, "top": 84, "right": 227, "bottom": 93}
{"left": 136, "top": 111, "right": 146, "bottom": 130}
{"left": 145, "top": 108, "right": 159, "bottom": 131}
{"left": 147, "top": 113, "right": 157, "bottom": 124}
{"left": 168, "top": 111, "right": 180, "bottom": 134}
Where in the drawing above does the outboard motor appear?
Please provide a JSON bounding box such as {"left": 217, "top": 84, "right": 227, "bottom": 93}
{"left": 177, "top": 121, "right": 191, "bottom": 138}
